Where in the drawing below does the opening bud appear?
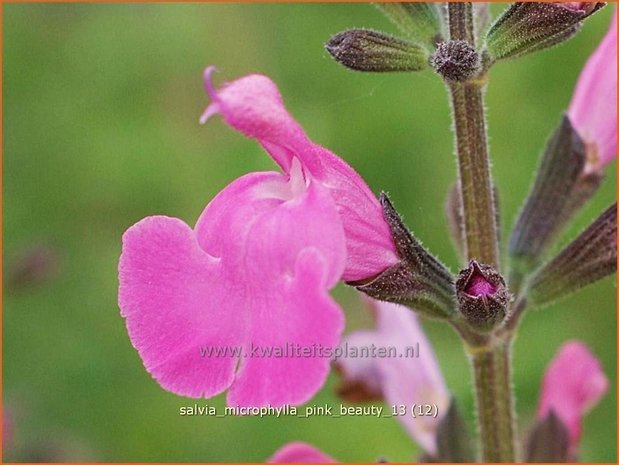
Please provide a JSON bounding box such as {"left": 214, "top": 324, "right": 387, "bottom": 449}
{"left": 431, "top": 40, "right": 481, "bottom": 82}
{"left": 456, "top": 261, "right": 509, "bottom": 332}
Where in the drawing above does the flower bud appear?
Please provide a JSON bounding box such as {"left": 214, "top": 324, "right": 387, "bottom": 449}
{"left": 485, "top": 2, "right": 605, "bottom": 62}
{"left": 432, "top": 40, "right": 481, "bottom": 82}
{"left": 508, "top": 116, "right": 603, "bottom": 289}
{"left": 456, "top": 260, "right": 509, "bottom": 332}
{"left": 326, "top": 29, "right": 429, "bottom": 73}
{"left": 528, "top": 204, "right": 617, "bottom": 307}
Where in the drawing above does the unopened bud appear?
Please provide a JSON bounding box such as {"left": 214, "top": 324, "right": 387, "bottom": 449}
{"left": 326, "top": 29, "right": 429, "bottom": 73}
{"left": 432, "top": 40, "right": 481, "bottom": 82}
{"left": 456, "top": 261, "right": 509, "bottom": 332}
{"left": 529, "top": 204, "right": 617, "bottom": 307}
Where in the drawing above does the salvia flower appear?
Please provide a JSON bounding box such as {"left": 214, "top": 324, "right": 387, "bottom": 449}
{"left": 118, "top": 68, "right": 397, "bottom": 407}
{"left": 200, "top": 67, "right": 398, "bottom": 281}
{"left": 537, "top": 341, "right": 608, "bottom": 452}
{"left": 336, "top": 298, "right": 449, "bottom": 455}
{"left": 567, "top": 13, "right": 617, "bottom": 172}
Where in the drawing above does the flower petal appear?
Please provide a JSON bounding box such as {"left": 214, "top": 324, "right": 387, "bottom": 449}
{"left": 228, "top": 247, "right": 344, "bottom": 407}
{"left": 268, "top": 442, "right": 337, "bottom": 463}
{"left": 225, "top": 168, "right": 346, "bottom": 406}
{"left": 202, "top": 70, "right": 398, "bottom": 281}
{"left": 335, "top": 329, "right": 383, "bottom": 402}
{"left": 336, "top": 298, "right": 449, "bottom": 454}
{"left": 119, "top": 215, "right": 244, "bottom": 398}
{"left": 120, "top": 164, "right": 347, "bottom": 406}
{"left": 568, "top": 14, "right": 617, "bottom": 168}
{"left": 537, "top": 341, "right": 608, "bottom": 448}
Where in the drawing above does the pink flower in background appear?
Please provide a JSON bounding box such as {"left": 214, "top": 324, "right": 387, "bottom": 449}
{"left": 268, "top": 442, "right": 337, "bottom": 463}
{"left": 201, "top": 67, "right": 397, "bottom": 282}
{"left": 568, "top": 13, "right": 617, "bottom": 171}
{"left": 537, "top": 341, "right": 608, "bottom": 451}
{"left": 336, "top": 298, "right": 449, "bottom": 455}
{"left": 118, "top": 69, "right": 396, "bottom": 407}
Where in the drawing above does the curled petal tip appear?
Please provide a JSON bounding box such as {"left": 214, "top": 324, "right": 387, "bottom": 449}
{"left": 200, "top": 66, "right": 221, "bottom": 125}
{"left": 203, "top": 65, "right": 219, "bottom": 97}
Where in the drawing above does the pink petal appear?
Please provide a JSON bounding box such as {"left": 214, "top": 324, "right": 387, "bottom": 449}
{"left": 119, "top": 216, "right": 243, "bottom": 398}
{"left": 336, "top": 329, "right": 383, "bottom": 401}
{"left": 227, "top": 248, "right": 345, "bottom": 407}
{"left": 568, "top": 14, "right": 617, "bottom": 169}
{"left": 537, "top": 341, "right": 608, "bottom": 449}
{"left": 201, "top": 69, "right": 398, "bottom": 282}
{"left": 119, "top": 166, "right": 347, "bottom": 406}
{"left": 268, "top": 442, "right": 337, "bottom": 463}
{"left": 336, "top": 298, "right": 449, "bottom": 455}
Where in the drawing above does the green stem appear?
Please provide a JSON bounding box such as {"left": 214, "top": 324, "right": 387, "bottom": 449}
{"left": 468, "top": 340, "right": 517, "bottom": 461}
{"left": 448, "top": 81, "right": 499, "bottom": 267}
{"left": 447, "top": 3, "right": 499, "bottom": 268}
{"left": 446, "top": 4, "right": 515, "bottom": 462}
{"left": 448, "top": 2, "right": 476, "bottom": 46}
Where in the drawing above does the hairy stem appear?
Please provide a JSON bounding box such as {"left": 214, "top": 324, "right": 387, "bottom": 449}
{"left": 447, "top": 3, "right": 499, "bottom": 267}
{"left": 468, "top": 340, "right": 517, "bottom": 461}
{"left": 446, "top": 4, "right": 515, "bottom": 462}
{"left": 448, "top": 2, "right": 476, "bottom": 46}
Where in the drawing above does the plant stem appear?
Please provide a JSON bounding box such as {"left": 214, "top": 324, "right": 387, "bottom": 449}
{"left": 448, "top": 2, "right": 475, "bottom": 46}
{"left": 446, "top": 3, "right": 516, "bottom": 462}
{"left": 447, "top": 3, "right": 499, "bottom": 268}
{"left": 467, "top": 340, "right": 517, "bottom": 461}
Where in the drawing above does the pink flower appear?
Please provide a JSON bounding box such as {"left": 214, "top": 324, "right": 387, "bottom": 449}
{"left": 537, "top": 341, "right": 608, "bottom": 451}
{"left": 268, "top": 442, "right": 337, "bottom": 463}
{"left": 336, "top": 298, "right": 449, "bottom": 455}
{"left": 568, "top": 13, "right": 617, "bottom": 171}
{"left": 200, "top": 67, "right": 398, "bottom": 282}
{"left": 118, "top": 69, "right": 396, "bottom": 407}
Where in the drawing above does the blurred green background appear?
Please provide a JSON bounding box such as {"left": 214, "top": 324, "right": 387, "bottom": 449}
{"left": 3, "top": 3, "right": 616, "bottom": 462}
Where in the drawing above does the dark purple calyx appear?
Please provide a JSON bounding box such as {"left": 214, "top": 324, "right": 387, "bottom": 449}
{"left": 456, "top": 260, "right": 510, "bottom": 332}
